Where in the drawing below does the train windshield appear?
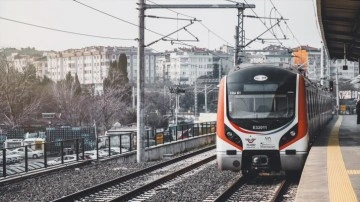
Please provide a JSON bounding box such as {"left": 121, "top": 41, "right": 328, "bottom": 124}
{"left": 227, "top": 81, "right": 296, "bottom": 120}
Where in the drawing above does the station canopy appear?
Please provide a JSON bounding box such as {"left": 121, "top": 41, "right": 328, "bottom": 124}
{"left": 317, "top": 0, "right": 360, "bottom": 61}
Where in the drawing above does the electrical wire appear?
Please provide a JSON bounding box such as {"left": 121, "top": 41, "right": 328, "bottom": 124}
{"left": 199, "top": 22, "right": 233, "bottom": 46}
{"left": 146, "top": 0, "right": 196, "bottom": 20}
{"left": 0, "top": 16, "right": 135, "bottom": 41}
{"left": 269, "top": 7, "right": 276, "bottom": 36}
{"left": 73, "top": 0, "right": 174, "bottom": 41}
{"left": 269, "top": 7, "right": 287, "bottom": 40}
{"left": 73, "top": 0, "right": 235, "bottom": 64}
{"left": 269, "top": 0, "right": 302, "bottom": 46}
{"left": 148, "top": 0, "right": 233, "bottom": 47}
{"left": 242, "top": 0, "right": 286, "bottom": 48}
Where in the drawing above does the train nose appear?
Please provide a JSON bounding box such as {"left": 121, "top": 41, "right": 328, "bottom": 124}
{"left": 253, "top": 156, "right": 260, "bottom": 164}
{"left": 252, "top": 155, "right": 269, "bottom": 166}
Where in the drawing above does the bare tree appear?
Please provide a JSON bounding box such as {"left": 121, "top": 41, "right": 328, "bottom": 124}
{"left": 51, "top": 72, "right": 89, "bottom": 126}
{"left": 144, "top": 91, "right": 171, "bottom": 129}
{"left": 90, "top": 85, "right": 132, "bottom": 134}
{"left": 0, "top": 57, "right": 42, "bottom": 127}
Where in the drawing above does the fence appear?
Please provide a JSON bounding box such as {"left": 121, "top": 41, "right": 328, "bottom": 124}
{"left": 0, "top": 121, "right": 216, "bottom": 178}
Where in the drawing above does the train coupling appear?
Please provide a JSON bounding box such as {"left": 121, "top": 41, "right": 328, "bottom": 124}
{"left": 252, "top": 155, "right": 269, "bottom": 168}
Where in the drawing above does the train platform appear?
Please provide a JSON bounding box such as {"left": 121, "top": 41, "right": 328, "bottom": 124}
{"left": 296, "top": 115, "right": 360, "bottom": 202}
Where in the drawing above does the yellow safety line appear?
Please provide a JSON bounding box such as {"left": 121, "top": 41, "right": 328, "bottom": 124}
{"left": 348, "top": 170, "right": 360, "bottom": 175}
{"left": 327, "top": 116, "right": 358, "bottom": 202}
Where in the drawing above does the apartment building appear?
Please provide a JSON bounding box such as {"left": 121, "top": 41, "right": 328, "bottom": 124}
{"left": 10, "top": 54, "right": 32, "bottom": 72}
{"left": 33, "top": 56, "right": 48, "bottom": 78}
{"left": 166, "top": 48, "right": 214, "bottom": 85}
{"left": 47, "top": 46, "right": 159, "bottom": 90}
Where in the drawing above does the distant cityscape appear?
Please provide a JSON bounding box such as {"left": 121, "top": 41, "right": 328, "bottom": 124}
{"left": 2, "top": 44, "right": 360, "bottom": 93}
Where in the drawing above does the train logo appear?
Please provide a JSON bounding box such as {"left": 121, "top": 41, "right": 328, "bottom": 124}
{"left": 254, "top": 75, "right": 268, "bottom": 81}
{"left": 245, "top": 136, "right": 256, "bottom": 143}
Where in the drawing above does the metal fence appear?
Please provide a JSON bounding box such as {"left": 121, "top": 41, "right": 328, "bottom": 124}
{"left": 0, "top": 121, "right": 216, "bottom": 178}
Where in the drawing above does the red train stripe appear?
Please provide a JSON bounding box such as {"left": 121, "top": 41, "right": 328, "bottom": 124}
{"left": 280, "top": 76, "right": 308, "bottom": 150}
{"left": 216, "top": 78, "right": 243, "bottom": 150}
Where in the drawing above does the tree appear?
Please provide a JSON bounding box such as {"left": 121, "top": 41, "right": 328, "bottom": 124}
{"left": 0, "top": 58, "right": 42, "bottom": 127}
{"left": 52, "top": 71, "right": 88, "bottom": 126}
{"left": 94, "top": 53, "right": 133, "bottom": 133}
{"left": 118, "top": 53, "right": 129, "bottom": 84}
{"left": 90, "top": 86, "right": 132, "bottom": 134}
{"left": 212, "top": 63, "right": 219, "bottom": 79}
{"left": 73, "top": 73, "right": 82, "bottom": 96}
{"left": 103, "top": 53, "right": 129, "bottom": 90}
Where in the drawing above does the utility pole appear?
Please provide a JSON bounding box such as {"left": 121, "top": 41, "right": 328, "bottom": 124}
{"left": 169, "top": 86, "right": 185, "bottom": 125}
{"left": 194, "top": 66, "right": 198, "bottom": 120}
{"left": 320, "top": 45, "right": 325, "bottom": 86}
{"left": 132, "top": 85, "right": 136, "bottom": 109}
{"left": 219, "top": 59, "right": 222, "bottom": 82}
{"left": 234, "top": 8, "right": 245, "bottom": 65}
{"left": 137, "top": 0, "right": 146, "bottom": 163}
{"left": 144, "top": 3, "right": 255, "bottom": 68}
{"left": 205, "top": 85, "right": 208, "bottom": 113}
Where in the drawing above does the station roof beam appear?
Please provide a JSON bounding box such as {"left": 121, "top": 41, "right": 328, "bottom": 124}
{"left": 317, "top": 0, "right": 360, "bottom": 61}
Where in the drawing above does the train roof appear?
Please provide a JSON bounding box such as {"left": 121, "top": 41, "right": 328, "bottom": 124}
{"left": 230, "top": 63, "right": 298, "bottom": 74}
{"left": 227, "top": 63, "right": 332, "bottom": 95}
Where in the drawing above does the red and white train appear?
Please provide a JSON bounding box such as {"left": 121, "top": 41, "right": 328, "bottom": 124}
{"left": 216, "top": 64, "right": 333, "bottom": 175}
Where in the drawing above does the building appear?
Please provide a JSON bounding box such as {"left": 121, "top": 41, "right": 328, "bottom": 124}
{"left": 47, "top": 46, "right": 160, "bottom": 92}
{"left": 166, "top": 48, "right": 214, "bottom": 85}
{"left": 330, "top": 59, "right": 359, "bottom": 81}
{"left": 9, "top": 54, "right": 32, "bottom": 72}
{"left": 292, "top": 45, "right": 322, "bottom": 81}
{"left": 33, "top": 56, "right": 48, "bottom": 78}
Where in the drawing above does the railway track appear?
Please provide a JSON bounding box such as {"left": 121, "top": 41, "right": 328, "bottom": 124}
{"left": 51, "top": 146, "right": 215, "bottom": 202}
{"left": 205, "top": 174, "right": 291, "bottom": 202}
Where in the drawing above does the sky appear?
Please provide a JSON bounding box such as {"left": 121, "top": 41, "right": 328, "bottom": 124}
{"left": 0, "top": 0, "right": 323, "bottom": 52}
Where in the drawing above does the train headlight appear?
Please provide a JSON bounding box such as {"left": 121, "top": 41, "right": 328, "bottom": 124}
{"left": 225, "top": 126, "right": 243, "bottom": 147}
{"left": 279, "top": 124, "right": 298, "bottom": 148}
{"left": 290, "top": 131, "right": 296, "bottom": 137}
{"left": 226, "top": 131, "right": 234, "bottom": 138}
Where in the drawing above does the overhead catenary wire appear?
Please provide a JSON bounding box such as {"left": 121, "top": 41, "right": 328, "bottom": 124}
{"left": 73, "top": 0, "right": 168, "bottom": 40}
{"left": 73, "top": 0, "right": 234, "bottom": 63}
{"left": 226, "top": 0, "right": 289, "bottom": 50}
{"left": 269, "top": 0, "right": 302, "bottom": 47}
{"left": 227, "top": 0, "right": 286, "bottom": 48}
{"left": 146, "top": 0, "right": 197, "bottom": 20}
{"left": 74, "top": 0, "right": 203, "bottom": 48}
{"left": 268, "top": 8, "right": 287, "bottom": 40}
{"left": 0, "top": 16, "right": 135, "bottom": 41}
{"left": 199, "top": 22, "right": 233, "bottom": 46}
{"left": 148, "top": 0, "right": 233, "bottom": 47}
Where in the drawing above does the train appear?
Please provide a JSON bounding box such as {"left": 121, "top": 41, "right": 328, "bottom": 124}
{"left": 216, "top": 64, "right": 333, "bottom": 175}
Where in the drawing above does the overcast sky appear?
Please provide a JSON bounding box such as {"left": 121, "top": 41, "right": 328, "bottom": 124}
{"left": 0, "top": 0, "right": 322, "bottom": 52}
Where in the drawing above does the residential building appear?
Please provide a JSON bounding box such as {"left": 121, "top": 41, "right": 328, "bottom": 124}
{"left": 47, "top": 46, "right": 159, "bottom": 93}
{"left": 33, "top": 56, "right": 48, "bottom": 78}
{"left": 166, "top": 47, "right": 214, "bottom": 85}
{"left": 9, "top": 54, "right": 32, "bottom": 72}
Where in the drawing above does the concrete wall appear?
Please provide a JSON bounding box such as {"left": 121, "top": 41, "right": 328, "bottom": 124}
{"left": 108, "top": 133, "right": 215, "bottom": 163}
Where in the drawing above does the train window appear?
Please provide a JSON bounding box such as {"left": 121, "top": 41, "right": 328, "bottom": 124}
{"left": 228, "top": 94, "right": 295, "bottom": 119}
{"left": 243, "top": 84, "right": 278, "bottom": 92}
{"left": 227, "top": 73, "right": 296, "bottom": 120}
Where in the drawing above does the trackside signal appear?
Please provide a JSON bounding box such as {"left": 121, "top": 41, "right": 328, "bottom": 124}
{"left": 329, "top": 81, "right": 334, "bottom": 92}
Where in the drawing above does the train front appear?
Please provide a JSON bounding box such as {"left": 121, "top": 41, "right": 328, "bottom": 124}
{"left": 217, "top": 65, "right": 308, "bottom": 174}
